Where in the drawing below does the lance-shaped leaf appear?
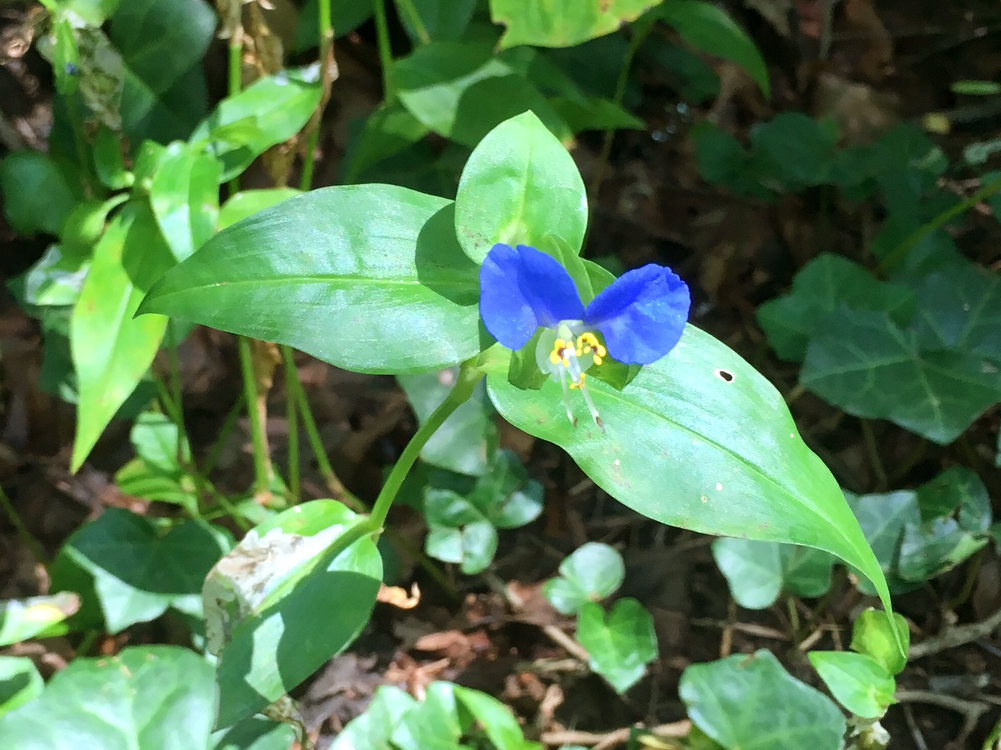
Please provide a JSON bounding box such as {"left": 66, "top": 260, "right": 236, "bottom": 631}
{"left": 139, "top": 185, "right": 482, "bottom": 374}
{"left": 70, "top": 202, "right": 174, "bottom": 471}
{"left": 481, "top": 318, "right": 896, "bottom": 625}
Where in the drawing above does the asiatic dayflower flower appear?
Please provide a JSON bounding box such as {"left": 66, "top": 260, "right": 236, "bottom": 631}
{"left": 479, "top": 243, "right": 690, "bottom": 428}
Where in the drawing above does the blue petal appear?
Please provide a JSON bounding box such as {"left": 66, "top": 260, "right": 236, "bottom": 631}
{"left": 479, "top": 243, "right": 584, "bottom": 350}
{"left": 583, "top": 264, "right": 690, "bottom": 364}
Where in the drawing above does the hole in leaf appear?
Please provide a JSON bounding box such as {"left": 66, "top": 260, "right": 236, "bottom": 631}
{"left": 714, "top": 368, "right": 734, "bottom": 382}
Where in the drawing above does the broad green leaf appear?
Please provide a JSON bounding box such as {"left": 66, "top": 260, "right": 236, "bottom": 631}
{"left": 0, "top": 594, "right": 80, "bottom": 645}
{"left": 680, "top": 650, "right": 845, "bottom": 750}
{"left": 455, "top": 111, "right": 587, "bottom": 262}
{"left": 70, "top": 203, "right": 174, "bottom": 471}
{"left": 110, "top": 0, "right": 214, "bottom": 143}
{"left": 750, "top": 113, "right": 839, "bottom": 188}
{"left": 190, "top": 70, "right": 322, "bottom": 181}
{"left": 808, "top": 651, "right": 895, "bottom": 719}
{"left": 139, "top": 185, "right": 481, "bottom": 374}
{"left": 549, "top": 95, "right": 644, "bottom": 132}
{"left": 213, "top": 522, "right": 381, "bottom": 727}
{"left": 0, "top": 152, "right": 82, "bottom": 235}
{"left": 392, "top": 42, "right": 570, "bottom": 148}
{"left": 130, "top": 410, "right": 190, "bottom": 471}
{"left": 60, "top": 195, "right": 128, "bottom": 256}
{"left": 49, "top": 508, "right": 227, "bottom": 632}
{"left": 483, "top": 322, "right": 896, "bottom": 624}
{"left": 0, "top": 646, "right": 214, "bottom": 750}
{"left": 576, "top": 599, "right": 657, "bottom": 693}
{"left": 219, "top": 188, "right": 301, "bottom": 230}
{"left": 658, "top": 0, "right": 769, "bottom": 97}
{"left": 543, "top": 542, "right": 624, "bottom": 614}
{"left": 469, "top": 450, "right": 543, "bottom": 528}
{"left": 398, "top": 367, "right": 495, "bottom": 476}
{"left": 491, "top": 0, "right": 662, "bottom": 48}
{"left": 0, "top": 657, "right": 42, "bottom": 716}
{"left": 115, "top": 411, "right": 198, "bottom": 511}
{"left": 757, "top": 253, "right": 915, "bottom": 362}
{"left": 330, "top": 685, "right": 417, "bottom": 750}
{"left": 149, "top": 141, "right": 222, "bottom": 262}
{"left": 800, "top": 309, "right": 1001, "bottom": 444}
{"left": 910, "top": 260, "right": 1001, "bottom": 361}
{"left": 851, "top": 608, "right": 910, "bottom": 675}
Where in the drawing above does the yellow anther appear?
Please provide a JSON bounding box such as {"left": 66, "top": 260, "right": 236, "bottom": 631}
{"left": 576, "top": 333, "right": 607, "bottom": 365}
{"left": 549, "top": 338, "right": 572, "bottom": 368}
{"left": 569, "top": 373, "right": 586, "bottom": 389}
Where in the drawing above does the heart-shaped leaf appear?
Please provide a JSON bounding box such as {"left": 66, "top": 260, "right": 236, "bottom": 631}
{"left": 543, "top": 542, "right": 624, "bottom": 615}
{"left": 576, "top": 599, "right": 657, "bottom": 693}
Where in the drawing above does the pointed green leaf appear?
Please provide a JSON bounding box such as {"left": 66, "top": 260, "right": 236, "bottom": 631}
{"left": 455, "top": 111, "right": 586, "bottom": 263}
{"left": 149, "top": 142, "right": 221, "bottom": 262}
{"left": 70, "top": 203, "right": 174, "bottom": 470}
{"left": 140, "top": 185, "right": 481, "bottom": 374}
{"left": 482, "top": 322, "right": 897, "bottom": 629}
{"left": 491, "top": 0, "right": 662, "bottom": 48}
{"left": 808, "top": 651, "right": 895, "bottom": 719}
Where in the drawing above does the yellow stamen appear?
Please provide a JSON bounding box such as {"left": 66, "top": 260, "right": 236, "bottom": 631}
{"left": 569, "top": 373, "right": 586, "bottom": 389}
{"left": 549, "top": 338, "right": 572, "bottom": 368}
{"left": 575, "top": 333, "right": 607, "bottom": 366}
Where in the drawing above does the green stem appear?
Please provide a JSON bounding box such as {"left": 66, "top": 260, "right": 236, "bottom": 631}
{"left": 300, "top": 0, "right": 334, "bottom": 191}
{"left": 165, "top": 321, "right": 187, "bottom": 469}
{"left": 372, "top": 0, "right": 395, "bottom": 101}
{"left": 369, "top": 363, "right": 484, "bottom": 531}
{"left": 226, "top": 30, "right": 243, "bottom": 198}
{"left": 281, "top": 346, "right": 367, "bottom": 513}
{"left": 200, "top": 391, "right": 245, "bottom": 479}
{"left": 237, "top": 336, "right": 273, "bottom": 497}
{"left": 587, "top": 17, "right": 653, "bottom": 203}
{"left": 877, "top": 175, "right": 1001, "bottom": 275}
{"left": 286, "top": 365, "right": 300, "bottom": 502}
{"left": 394, "top": 0, "right": 430, "bottom": 44}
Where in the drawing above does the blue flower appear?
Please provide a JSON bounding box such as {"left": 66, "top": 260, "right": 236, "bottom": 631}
{"left": 480, "top": 243, "right": 690, "bottom": 426}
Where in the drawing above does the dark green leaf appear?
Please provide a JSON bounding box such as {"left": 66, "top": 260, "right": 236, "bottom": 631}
{"left": 910, "top": 260, "right": 1001, "bottom": 361}
{"left": 398, "top": 0, "right": 478, "bottom": 41}
{"left": 49, "top": 508, "right": 227, "bottom": 632}
{"left": 423, "top": 489, "right": 498, "bottom": 573}
{"left": 659, "top": 0, "right": 769, "bottom": 97}
{"left": 0, "top": 646, "right": 214, "bottom": 750}
{"left": 110, "top": 0, "right": 215, "bottom": 143}
{"left": 680, "top": 650, "right": 845, "bottom": 750}
{"left": 0, "top": 152, "right": 82, "bottom": 235}
{"left": 800, "top": 309, "right": 1001, "bottom": 444}
{"left": 329, "top": 686, "right": 417, "bottom": 750}
{"left": 140, "top": 186, "right": 482, "bottom": 374}
{"left": 210, "top": 717, "right": 296, "bottom": 750}
{"left": 342, "top": 100, "right": 429, "bottom": 183}
{"left": 93, "top": 124, "right": 132, "bottom": 189}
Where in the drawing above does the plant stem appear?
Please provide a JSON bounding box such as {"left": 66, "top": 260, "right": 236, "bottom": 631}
{"left": 878, "top": 174, "right": 1001, "bottom": 275}
{"left": 0, "top": 485, "right": 47, "bottom": 566}
{"left": 587, "top": 16, "right": 653, "bottom": 203}
{"left": 300, "top": 0, "right": 335, "bottom": 191}
{"left": 279, "top": 346, "right": 366, "bottom": 511}
{"left": 285, "top": 364, "right": 300, "bottom": 502}
{"left": 368, "top": 362, "right": 484, "bottom": 531}
{"left": 372, "top": 0, "right": 395, "bottom": 100}
{"left": 226, "top": 27, "right": 243, "bottom": 197}
{"left": 238, "top": 336, "right": 274, "bottom": 498}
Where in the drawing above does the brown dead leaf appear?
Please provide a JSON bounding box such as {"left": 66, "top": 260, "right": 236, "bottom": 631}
{"left": 843, "top": 0, "right": 893, "bottom": 79}
{"left": 377, "top": 582, "right": 420, "bottom": 609}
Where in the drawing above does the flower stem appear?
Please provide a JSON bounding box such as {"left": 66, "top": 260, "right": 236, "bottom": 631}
{"left": 372, "top": 0, "right": 395, "bottom": 100}
{"left": 368, "top": 362, "right": 484, "bottom": 531}
{"left": 238, "top": 336, "right": 275, "bottom": 500}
